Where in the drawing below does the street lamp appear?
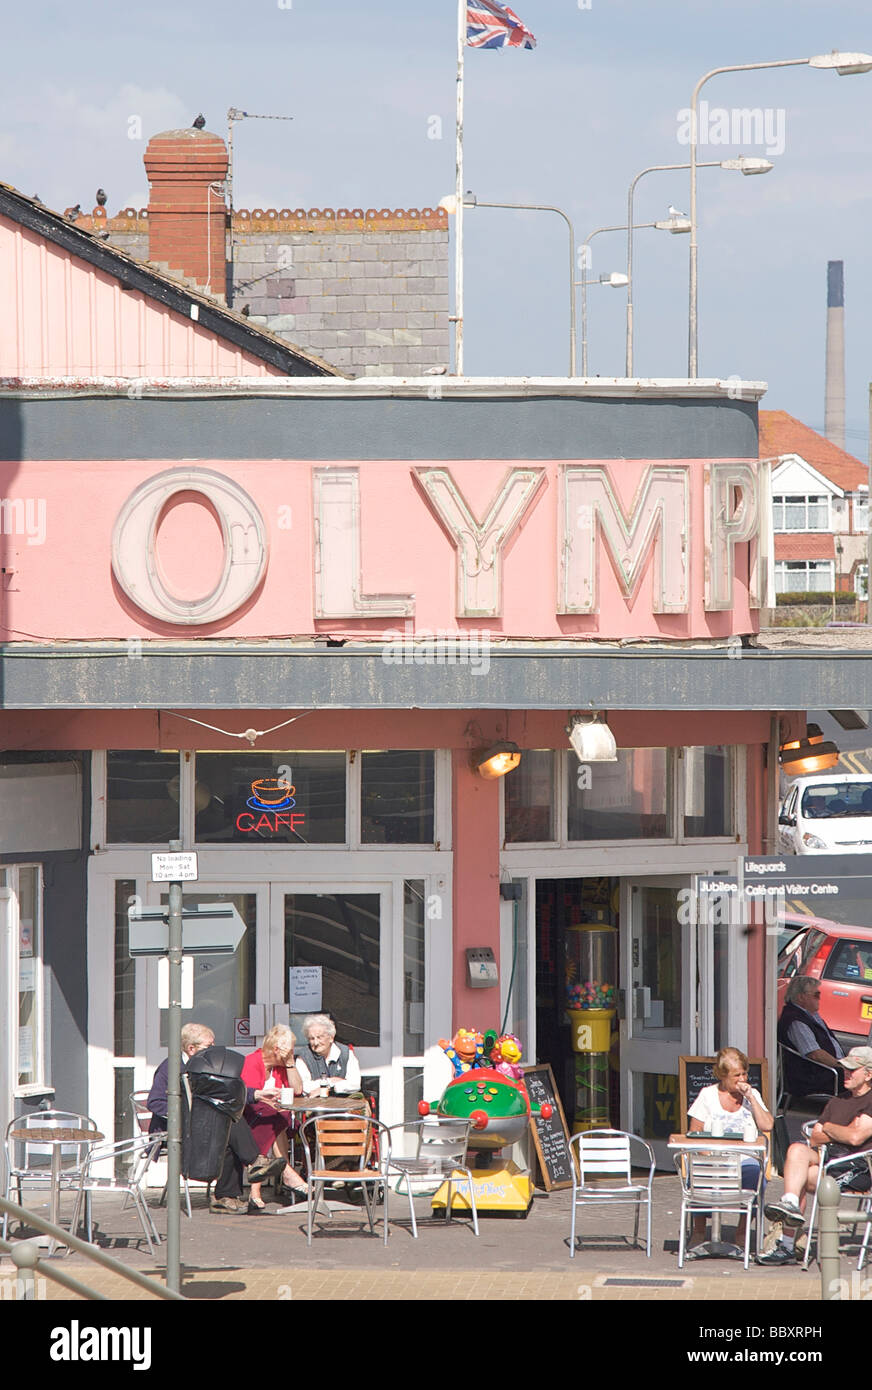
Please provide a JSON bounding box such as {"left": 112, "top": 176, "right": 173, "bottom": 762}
{"left": 463, "top": 194, "right": 577, "bottom": 375}
{"left": 577, "top": 272, "right": 629, "bottom": 377}
{"left": 578, "top": 218, "right": 689, "bottom": 377}
{"left": 626, "top": 158, "right": 773, "bottom": 375}
{"left": 687, "top": 52, "right": 872, "bottom": 377}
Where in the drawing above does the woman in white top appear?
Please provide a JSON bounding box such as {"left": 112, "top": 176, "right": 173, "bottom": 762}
{"left": 686, "top": 1047, "right": 773, "bottom": 1248}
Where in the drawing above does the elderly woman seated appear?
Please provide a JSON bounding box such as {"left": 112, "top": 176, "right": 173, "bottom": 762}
{"left": 295, "top": 1014, "right": 362, "bottom": 1096}
{"left": 240, "top": 1024, "right": 307, "bottom": 1210}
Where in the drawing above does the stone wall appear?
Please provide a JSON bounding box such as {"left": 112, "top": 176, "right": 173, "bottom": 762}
{"left": 75, "top": 204, "right": 450, "bottom": 377}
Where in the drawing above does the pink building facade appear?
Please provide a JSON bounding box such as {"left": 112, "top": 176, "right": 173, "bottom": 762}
{"left": 0, "top": 367, "right": 803, "bottom": 1160}
{"left": 0, "top": 173, "right": 819, "bottom": 1158}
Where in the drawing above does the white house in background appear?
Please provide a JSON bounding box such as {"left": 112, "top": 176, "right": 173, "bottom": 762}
{"left": 760, "top": 410, "right": 868, "bottom": 599}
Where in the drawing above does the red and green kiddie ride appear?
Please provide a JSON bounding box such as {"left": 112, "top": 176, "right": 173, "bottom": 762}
{"left": 419, "top": 1058, "right": 552, "bottom": 1215}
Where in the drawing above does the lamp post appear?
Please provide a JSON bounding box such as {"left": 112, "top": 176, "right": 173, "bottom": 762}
{"left": 577, "top": 273, "right": 629, "bottom": 377}
{"left": 464, "top": 194, "right": 577, "bottom": 375}
{"left": 687, "top": 52, "right": 872, "bottom": 377}
{"left": 626, "top": 158, "right": 772, "bottom": 376}
{"left": 578, "top": 218, "right": 690, "bottom": 377}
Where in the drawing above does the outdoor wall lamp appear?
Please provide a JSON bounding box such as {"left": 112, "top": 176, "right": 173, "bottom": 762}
{"left": 779, "top": 723, "right": 840, "bottom": 775}
{"left": 566, "top": 712, "right": 618, "bottom": 763}
{"left": 474, "top": 741, "right": 522, "bottom": 780}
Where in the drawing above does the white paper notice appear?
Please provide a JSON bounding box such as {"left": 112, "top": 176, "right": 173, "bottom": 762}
{"left": 289, "top": 966, "right": 322, "bottom": 1012}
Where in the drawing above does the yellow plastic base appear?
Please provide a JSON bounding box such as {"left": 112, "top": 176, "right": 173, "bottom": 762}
{"left": 431, "top": 1160, "right": 534, "bottom": 1214}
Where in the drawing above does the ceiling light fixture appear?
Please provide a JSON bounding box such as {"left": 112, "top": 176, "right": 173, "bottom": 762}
{"left": 566, "top": 712, "right": 618, "bottom": 763}
{"left": 779, "top": 723, "right": 840, "bottom": 776}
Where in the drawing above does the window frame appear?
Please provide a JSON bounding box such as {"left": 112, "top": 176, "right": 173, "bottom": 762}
{"left": 772, "top": 494, "right": 831, "bottom": 533}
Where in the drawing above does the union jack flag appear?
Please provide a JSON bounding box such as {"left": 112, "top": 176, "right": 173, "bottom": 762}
{"left": 466, "top": 1, "right": 537, "bottom": 50}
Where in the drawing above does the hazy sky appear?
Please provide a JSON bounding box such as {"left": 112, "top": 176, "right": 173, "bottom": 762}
{"left": 4, "top": 0, "right": 872, "bottom": 452}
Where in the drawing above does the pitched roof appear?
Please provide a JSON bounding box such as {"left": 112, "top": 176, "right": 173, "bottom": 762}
{"left": 0, "top": 181, "right": 343, "bottom": 379}
{"left": 760, "top": 410, "right": 866, "bottom": 491}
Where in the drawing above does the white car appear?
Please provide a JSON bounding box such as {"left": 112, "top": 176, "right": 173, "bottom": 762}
{"left": 778, "top": 774, "right": 872, "bottom": 855}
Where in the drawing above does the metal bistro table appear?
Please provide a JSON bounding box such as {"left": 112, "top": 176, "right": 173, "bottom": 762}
{"left": 669, "top": 1136, "right": 767, "bottom": 1262}
{"left": 9, "top": 1126, "right": 103, "bottom": 1255}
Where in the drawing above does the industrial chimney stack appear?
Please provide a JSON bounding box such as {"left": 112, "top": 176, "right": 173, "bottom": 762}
{"left": 824, "top": 259, "right": 846, "bottom": 450}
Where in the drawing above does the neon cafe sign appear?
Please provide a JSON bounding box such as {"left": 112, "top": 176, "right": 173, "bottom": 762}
{"left": 235, "top": 776, "right": 306, "bottom": 836}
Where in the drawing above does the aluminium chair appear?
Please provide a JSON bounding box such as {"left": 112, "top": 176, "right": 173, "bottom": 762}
{"left": 388, "top": 1116, "right": 479, "bottom": 1238}
{"left": 776, "top": 1044, "right": 839, "bottom": 1113}
{"left": 673, "top": 1145, "right": 764, "bottom": 1269}
{"left": 2, "top": 1110, "right": 98, "bottom": 1239}
{"left": 300, "top": 1112, "right": 392, "bottom": 1245}
{"left": 70, "top": 1133, "right": 164, "bottom": 1257}
{"left": 129, "top": 1091, "right": 193, "bottom": 1218}
{"left": 569, "top": 1129, "right": 655, "bottom": 1259}
{"left": 801, "top": 1142, "right": 872, "bottom": 1272}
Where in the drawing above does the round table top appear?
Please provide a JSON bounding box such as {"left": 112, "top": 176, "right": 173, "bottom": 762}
{"left": 10, "top": 1127, "right": 103, "bottom": 1143}
{"left": 285, "top": 1095, "right": 368, "bottom": 1113}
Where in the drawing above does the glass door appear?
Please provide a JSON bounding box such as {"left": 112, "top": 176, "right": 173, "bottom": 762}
{"left": 142, "top": 883, "right": 271, "bottom": 1058}
{"left": 273, "top": 883, "right": 392, "bottom": 1078}
{"left": 620, "top": 877, "right": 695, "bottom": 1166}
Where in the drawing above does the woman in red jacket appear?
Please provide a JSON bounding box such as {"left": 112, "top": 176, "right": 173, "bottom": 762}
{"left": 241, "top": 1024, "right": 307, "bottom": 1210}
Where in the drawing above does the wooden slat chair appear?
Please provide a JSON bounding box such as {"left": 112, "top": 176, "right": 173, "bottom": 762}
{"left": 301, "top": 1112, "right": 391, "bottom": 1245}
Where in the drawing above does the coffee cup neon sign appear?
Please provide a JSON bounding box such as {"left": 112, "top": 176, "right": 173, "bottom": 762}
{"left": 235, "top": 779, "right": 306, "bottom": 835}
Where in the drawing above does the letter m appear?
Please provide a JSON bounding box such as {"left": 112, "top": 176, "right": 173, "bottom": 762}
{"left": 559, "top": 465, "right": 688, "bottom": 613}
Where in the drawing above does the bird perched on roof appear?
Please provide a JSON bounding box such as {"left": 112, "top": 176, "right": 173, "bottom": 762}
{"left": 96, "top": 188, "right": 107, "bottom": 206}
{"left": 192, "top": 113, "right": 206, "bottom": 129}
{"left": 65, "top": 204, "right": 81, "bottom": 221}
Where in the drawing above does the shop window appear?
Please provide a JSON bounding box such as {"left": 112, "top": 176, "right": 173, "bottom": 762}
{"left": 106, "top": 752, "right": 181, "bottom": 843}
{"left": 567, "top": 749, "right": 672, "bottom": 841}
{"left": 284, "top": 892, "right": 380, "bottom": 1049}
{"left": 195, "top": 752, "right": 346, "bottom": 844}
{"left": 360, "top": 751, "right": 434, "bottom": 844}
{"left": 114, "top": 879, "right": 136, "bottom": 1058}
{"left": 9, "top": 866, "right": 44, "bottom": 1088}
{"left": 504, "top": 751, "right": 556, "bottom": 843}
{"left": 682, "top": 746, "right": 734, "bottom": 838}
{"left": 403, "top": 880, "right": 426, "bottom": 1054}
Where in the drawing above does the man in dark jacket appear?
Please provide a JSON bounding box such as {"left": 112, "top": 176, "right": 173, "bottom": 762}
{"left": 146, "top": 1022, "right": 282, "bottom": 1214}
{"left": 777, "top": 976, "right": 844, "bottom": 1100}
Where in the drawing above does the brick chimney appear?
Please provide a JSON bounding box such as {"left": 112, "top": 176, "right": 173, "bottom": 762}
{"left": 144, "top": 127, "right": 228, "bottom": 300}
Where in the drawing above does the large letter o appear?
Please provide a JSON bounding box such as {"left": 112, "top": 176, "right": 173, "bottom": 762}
{"left": 111, "top": 467, "right": 268, "bottom": 624}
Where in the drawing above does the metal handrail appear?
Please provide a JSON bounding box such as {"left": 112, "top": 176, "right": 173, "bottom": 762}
{"left": 0, "top": 1195, "right": 185, "bottom": 1300}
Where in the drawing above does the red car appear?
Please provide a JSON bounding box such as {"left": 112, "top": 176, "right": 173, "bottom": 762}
{"left": 777, "top": 915, "right": 872, "bottom": 1050}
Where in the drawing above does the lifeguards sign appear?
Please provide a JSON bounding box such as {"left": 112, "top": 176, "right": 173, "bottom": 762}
{"left": 110, "top": 461, "right": 765, "bottom": 628}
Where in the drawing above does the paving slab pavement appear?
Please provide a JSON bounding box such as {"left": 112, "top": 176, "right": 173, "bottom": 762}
{"left": 3, "top": 1172, "right": 864, "bottom": 1303}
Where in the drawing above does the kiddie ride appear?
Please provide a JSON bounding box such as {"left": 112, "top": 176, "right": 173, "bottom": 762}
{"left": 418, "top": 1029, "right": 552, "bottom": 1217}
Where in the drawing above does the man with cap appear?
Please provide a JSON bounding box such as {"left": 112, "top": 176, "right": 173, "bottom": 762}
{"left": 758, "top": 1045, "right": 872, "bottom": 1264}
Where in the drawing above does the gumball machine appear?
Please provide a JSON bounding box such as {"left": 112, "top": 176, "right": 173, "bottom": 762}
{"left": 565, "top": 915, "right": 617, "bottom": 1133}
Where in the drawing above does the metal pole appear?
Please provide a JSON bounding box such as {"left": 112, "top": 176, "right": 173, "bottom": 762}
{"left": 818, "top": 1173, "right": 842, "bottom": 1299}
{"left": 166, "top": 837, "right": 183, "bottom": 1295}
{"left": 578, "top": 223, "right": 655, "bottom": 376}
{"left": 626, "top": 162, "right": 718, "bottom": 376}
{"left": 455, "top": 0, "right": 465, "bottom": 375}
{"left": 466, "top": 200, "right": 576, "bottom": 374}
{"left": 688, "top": 59, "right": 810, "bottom": 377}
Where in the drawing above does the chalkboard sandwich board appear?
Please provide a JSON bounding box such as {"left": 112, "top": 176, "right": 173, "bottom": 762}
{"left": 679, "top": 1055, "right": 769, "bottom": 1127}
{"left": 522, "top": 1063, "right": 576, "bottom": 1191}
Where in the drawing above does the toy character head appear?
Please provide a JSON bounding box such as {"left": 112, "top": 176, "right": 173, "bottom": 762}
{"left": 492, "top": 1033, "right": 522, "bottom": 1067}
{"left": 454, "top": 1028, "right": 484, "bottom": 1061}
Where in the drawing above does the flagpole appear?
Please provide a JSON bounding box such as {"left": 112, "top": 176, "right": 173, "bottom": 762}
{"left": 455, "top": 0, "right": 465, "bottom": 376}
